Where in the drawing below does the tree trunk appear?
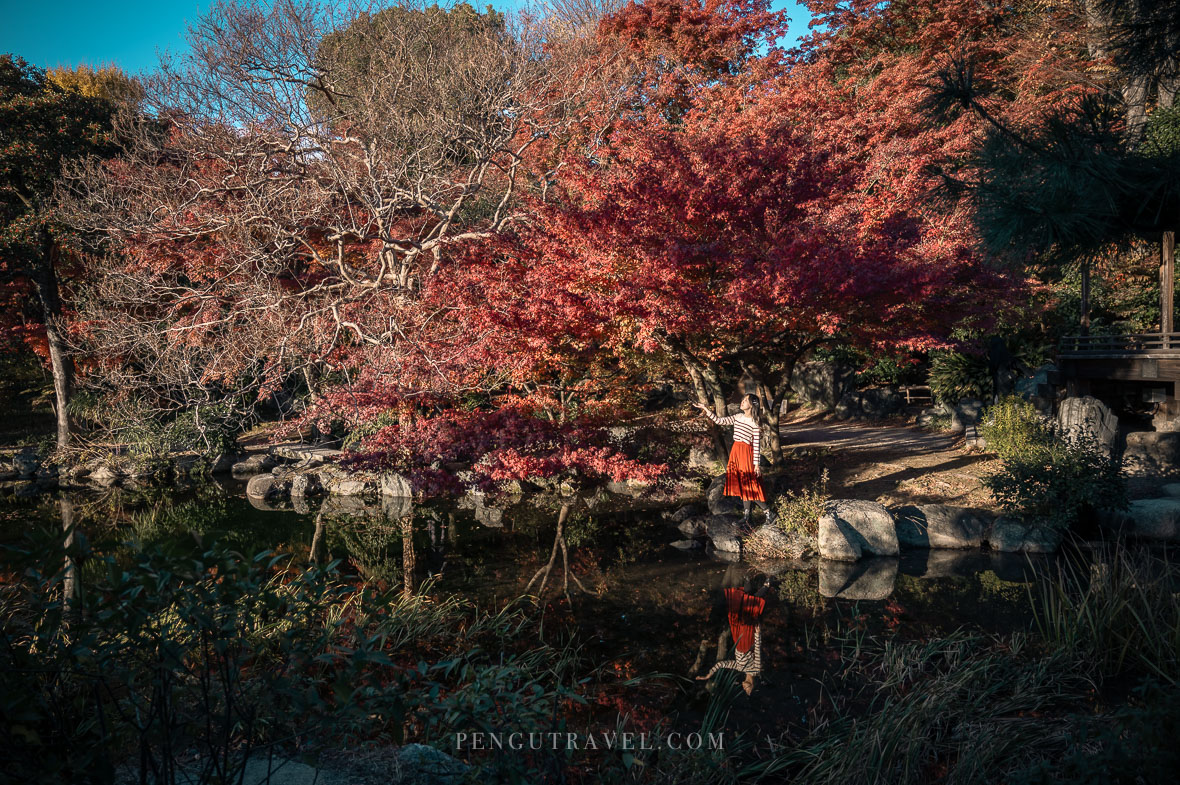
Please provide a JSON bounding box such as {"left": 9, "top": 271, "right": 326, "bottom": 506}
{"left": 32, "top": 232, "right": 73, "bottom": 450}
{"left": 681, "top": 354, "right": 730, "bottom": 459}
{"left": 1122, "top": 74, "right": 1150, "bottom": 143}
{"left": 61, "top": 496, "right": 78, "bottom": 617}
{"left": 402, "top": 515, "right": 416, "bottom": 599}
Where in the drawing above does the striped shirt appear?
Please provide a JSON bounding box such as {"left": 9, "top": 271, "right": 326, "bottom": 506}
{"left": 706, "top": 625, "right": 762, "bottom": 678}
{"left": 703, "top": 410, "right": 761, "bottom": 469}
{"left": 707, "top": 587, "right": 765, "bottom": 678}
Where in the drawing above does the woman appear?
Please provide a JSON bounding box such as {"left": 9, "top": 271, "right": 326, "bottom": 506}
{"left": 694, "top": 394, "right": 775, "bottom": 527}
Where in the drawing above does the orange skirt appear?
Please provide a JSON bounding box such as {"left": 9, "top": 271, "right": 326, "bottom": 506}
{"left": 724, "top": 441, "right": 765, "bottom": 502}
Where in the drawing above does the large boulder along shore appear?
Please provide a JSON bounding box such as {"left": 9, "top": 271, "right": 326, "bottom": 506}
{"left": 671, "top": 494, "right": 1180, "bottom": 561}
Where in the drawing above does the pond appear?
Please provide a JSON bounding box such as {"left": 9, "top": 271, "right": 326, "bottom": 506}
{"left": 0, "top": 479, "right": 1058, "bottom": 745}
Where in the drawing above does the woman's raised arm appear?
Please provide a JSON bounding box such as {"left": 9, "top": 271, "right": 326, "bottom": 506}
{"left": 693, "top": 401, "right": 735, "bottom": 425}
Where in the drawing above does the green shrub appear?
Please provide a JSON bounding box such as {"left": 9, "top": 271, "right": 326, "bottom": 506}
{"left": 749, "top": 470, "right": 831, "bottom": 559}
{"left": 775, "top": 468, "right": 830, "bottom": 540}
{"left": 928, "top": 350, "right": 992, "bottom": 404}
{"left": 980, "top": 395, "right": 1052, "bottom": 461}
{"left": 983, "top": 434, "right": 1126, "bottom": 532}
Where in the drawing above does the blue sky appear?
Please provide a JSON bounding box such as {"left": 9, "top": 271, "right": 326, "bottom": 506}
{"left": 0, "top": 1, "right": 814, "bottom": 76}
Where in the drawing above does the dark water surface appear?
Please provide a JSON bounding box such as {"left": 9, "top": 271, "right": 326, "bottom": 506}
{"left": 0, "top": 480, "right": 1055, "bottom": 738}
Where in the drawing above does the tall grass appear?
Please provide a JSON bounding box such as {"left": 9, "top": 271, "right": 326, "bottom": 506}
{"left": 1031, "top": 547, "right": 1180, "bottom": 684}
{"left": 779, "top": 632, "right": 1086, "bottom": 785}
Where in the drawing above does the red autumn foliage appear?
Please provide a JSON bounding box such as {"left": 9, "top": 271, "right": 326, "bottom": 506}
{"left": 59, "top": 0, "right": 1107, "bottom": 477}
{"left": 343, "top": 400, "right": 672, "bottom": 497}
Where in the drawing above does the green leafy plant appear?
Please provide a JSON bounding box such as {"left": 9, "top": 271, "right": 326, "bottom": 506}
{"left": 983, "top": 432, "right": 1126, "bottom": 532}
{"left": 775, "top": 469, "right": 830, "bottom": 540}
{"left": 748, "top": 470, "right": 831, "bottom": 559}
{"left": 928, "top": 350, "right": 992, "bottom": 404}
{"left": 980, "top": 395, "right": 1052, "bottom": 462}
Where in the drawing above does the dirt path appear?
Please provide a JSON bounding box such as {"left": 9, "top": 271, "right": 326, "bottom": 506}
{"left": 783, "top": 421, "right": 955, "bottom": 454}
{"left": 778, "top": 410, "right": 1001, "bottom": 510}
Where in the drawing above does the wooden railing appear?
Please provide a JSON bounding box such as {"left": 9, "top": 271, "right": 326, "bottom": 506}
{"left": 899, "top": 385, "right": 932, "bottom": 405}
{"left": 1060, "top": 332, "right": 1180, "bottom": 358}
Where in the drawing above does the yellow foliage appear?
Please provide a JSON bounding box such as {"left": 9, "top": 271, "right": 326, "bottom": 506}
{"left": 46, "top": 63, "right": 143, "bottom": 106}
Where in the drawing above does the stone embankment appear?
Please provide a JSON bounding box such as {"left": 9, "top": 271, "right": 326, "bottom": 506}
{"left": 668, "top": 490, "right": 1180, "bottom": 599}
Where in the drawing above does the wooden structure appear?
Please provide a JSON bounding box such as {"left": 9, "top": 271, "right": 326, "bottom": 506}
{"left": 1060, "top": 231, "right": 1179, "bottom": 406}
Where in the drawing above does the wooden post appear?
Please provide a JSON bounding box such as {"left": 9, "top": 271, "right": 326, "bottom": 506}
{"left": 1080, "top": 261, "right": 1091, "bottom": 335}
{"left": 1163, "top": 230, "right": 1175, "bottom": 340}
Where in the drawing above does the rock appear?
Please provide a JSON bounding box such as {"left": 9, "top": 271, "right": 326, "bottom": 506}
{"left": 1123, "top": 432, "right": 1180, "bottom": 477}
{"left": 1153, "top": 410, "right": 1180, "bottom": 432}
{"left": 232, "top": 453, "right": 275, "bottom": 476}
{"left": 892, "top": 504, "right": 989, "bottom": 549}
{"left": 458, "top": 489, "right": 506, "bottom": 528}
{"left": 743, "top": 523, "right": 808, "bottom": 559}
{"left": 906, "top": 549, "right": 986, "bottom": 579}
{"left": 819, "top": 517, "right": 861, "bottom": 561}
{"left": 605, "top": 478, "right": 650, "bottom": 497}
{"left": 706, "top": 475, "right": 739, "bottom": 515}
{"left": 687, "top": 446, "right": 720, "bottom": 473}
{"left": 1125, "top": 499, "right": 1180, "bottom": 539}
{"left": 818, "top": 500, "right": 898, "bottom": 561}
{"left": 318, "top": 465, "right": 374, "bottom": 496}
{"left": 986, "top": 515, "right": 1062, "bottom": 553}
{"left": 1058, "top": 396, "right": 1119, "bottom": 456}
{"left": 669, "top": 504, "right": 703, "bottom": 524}
{"left": 380, "top": 471, "right": 413, "bottom": 498}
{"left": 14, "top": 481, "right": 43, "bottom": 497}
{"left": 290, "top": 471, "right": 324, "bottom": 498}
{"left": 705, "top": 516, "right": 744, "bottom": 553}
{"left": 791, "top": 361, "right": 855, "bottom": 410}
{"left": 678, "top": 514, "right": 710, "bottom": 538}
{"left": 474, "top": 503, "right": 504, "bottom": 528}
{"left": 710, "top": 549, "right": 742, "bottom": 563}
{"left": 319, "top": 495, "right": 375, "bottom": 518}
{"left": 583, "top": 486, "right": 610, "bottom": 510}
{"left": 395, "top": 743, "right": 468, "bottom": 785}
{"left": 246, "top": 473, "right": 291, "bottom": 502}
{"left": 238, "top": 756, "right": 351, "bottom": 785}
{"left": 382, "top": 494, "right": 413, "bottom": 521}
{"left": 1161, "top": 483, "right": 1180, "bottom": 497}
{"left": 917, "top": 403, "right": 952, "bottom": 428}
{"left": 1015, "top": 363, "right": 1061, "bottom": 400}
{"left": 819, "top": 557, "right": 898, "bottom": 600}
{"left": 269, "top": 443, "right": 344, "bottom": 462}
{"left": 64, "top": 463, "right": 91, "bottom": 481}
{"left": 294, "top": 456, "right": 326, "bottom": 471}
{"left": 210, "top": 453, "right": 236, "bottom": 473}
{"left": 89, "top": 464, "right": 121, "bottom": 487}
{"left": 13, "top": 453, "right": 40, "bottom": 479}
{"left": 833, "top": 392, "right": 858, "bottom": 420}
{"left": 950, "top": 398, "right": 985, "bottom": 435}
{"left": 670, "top": 539, "right": 702, "bottom": 550}
{"left": 859, "top": 386, "right": 905, "bottom": 418}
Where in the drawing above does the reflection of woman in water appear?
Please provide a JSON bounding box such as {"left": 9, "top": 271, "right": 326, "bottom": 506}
{"left": 693, "top": 394, "right": 775, "bottom": 528}
{"left": 697, "top": 570, "right": 769, "bottom": 695}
